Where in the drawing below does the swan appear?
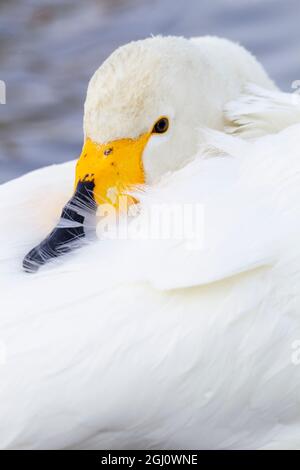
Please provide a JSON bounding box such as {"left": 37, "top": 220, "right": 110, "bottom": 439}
{"left": 21, "top": 35, "right": 276, "bottom": 272}
{"left": 1, "top": 36, "right": 300, "bottom": 450}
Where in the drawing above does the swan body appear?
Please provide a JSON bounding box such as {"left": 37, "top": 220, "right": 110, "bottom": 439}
{"left": 1, "top": 37, "right": 299, "bottom": 449}
{"left": 225, "top": 84, "right": 300, "bottom": 138}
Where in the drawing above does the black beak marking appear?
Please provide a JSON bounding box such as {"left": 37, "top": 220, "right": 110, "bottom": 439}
{"left": 23, "top": 181, "right": 97, "bottom": 273}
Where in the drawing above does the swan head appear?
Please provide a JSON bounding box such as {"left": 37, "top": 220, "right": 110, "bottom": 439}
{"left": 80, "top": 36, "right": 208, "bottom": 192}
{"left": 23, "top": 36, "right": 222, "bottom": 272}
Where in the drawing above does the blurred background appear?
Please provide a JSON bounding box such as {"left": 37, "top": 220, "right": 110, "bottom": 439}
{"left": 0, "top": 0, "right": 299, "bottom": 183}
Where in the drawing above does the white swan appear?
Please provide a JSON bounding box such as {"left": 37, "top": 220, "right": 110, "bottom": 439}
{"left": 21, "top": 35, "right": 276, "bottom": 271}
{"left": 1, "top": 36, "right": 300, "bottom": 450}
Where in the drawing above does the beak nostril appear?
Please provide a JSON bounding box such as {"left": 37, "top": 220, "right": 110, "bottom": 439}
{"left": 104, "top": 147, "right": 113, "bottom": 156}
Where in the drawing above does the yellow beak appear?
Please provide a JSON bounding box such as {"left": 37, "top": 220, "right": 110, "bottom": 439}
{"left": 75, "top": 132, "right": 151, "bottom": 208}
{"left": 22, "top": 131, "right": 151, "bottom": 272}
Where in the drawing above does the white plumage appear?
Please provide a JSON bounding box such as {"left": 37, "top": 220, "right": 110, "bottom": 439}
{"left": 1, "top": 37, "right": 300, "bottom": 449}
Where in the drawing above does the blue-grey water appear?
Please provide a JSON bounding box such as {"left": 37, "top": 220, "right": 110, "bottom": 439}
{"left": 0, "top": 0, "right": 299, "bottom": 183}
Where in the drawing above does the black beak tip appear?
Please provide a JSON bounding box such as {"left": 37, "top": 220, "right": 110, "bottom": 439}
{"left": 23, "top": 247, "right": 47, "bottom": 273}
{"left": 22, "top": 180, "right": 97, "bottom": 273}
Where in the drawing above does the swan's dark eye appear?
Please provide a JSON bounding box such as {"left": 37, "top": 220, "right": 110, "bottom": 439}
{"left": 152, "top": 117, "right": 169, "bottom": 134}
